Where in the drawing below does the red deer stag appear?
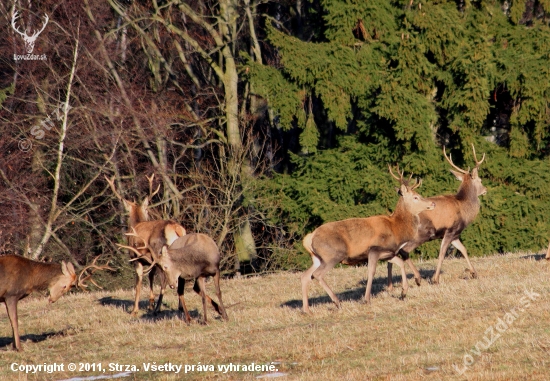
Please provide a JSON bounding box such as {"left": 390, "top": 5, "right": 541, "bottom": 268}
{"left": 301, "top": 167, "right": 436, "bottom": 313}
{"left": 0, "top": 256, "right": 76, "bottom": 351}
{"left": 118, "top": 230, "right": 228, "bottom": 324}
{"left": 106, "top": 175, "right": 186, "bottom": 314}
{"left": 387, "top": 144, "right": 487, "bottom": 287}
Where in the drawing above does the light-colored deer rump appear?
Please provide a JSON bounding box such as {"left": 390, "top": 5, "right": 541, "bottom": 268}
{"left": 118, "top": 231, "right": 228, "bottom": 324}
{"left": 301, "top": 167, "right": 436, "bottom": 313}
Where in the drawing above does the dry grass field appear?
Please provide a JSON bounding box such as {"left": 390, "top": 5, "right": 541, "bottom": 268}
{"left": 1, "top": 252, "right": 549, "bottom": 380}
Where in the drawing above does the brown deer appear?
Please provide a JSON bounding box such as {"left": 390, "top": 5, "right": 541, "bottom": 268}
{"left": 118, "top": 230, "right": 228, "bottom": 324}
{"left": 0, "top": 255, "right": 111, "bottom": 351}
{"left": 387, "top": 144, "right": 487, "bottom": 287}
{"left": 301, "top": 167, "right": 436, "bottom": 313}
{"left": 0, "top": 255, "right": 76, "bottom": 351}
{"left": 105, "top": 175, "right": 186, "bottom": 314}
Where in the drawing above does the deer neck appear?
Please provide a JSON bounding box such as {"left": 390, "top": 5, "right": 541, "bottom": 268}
{"left": 32, "top": 262, "right": 63, "bottom": 291}
{"left": 455, "top": 180, "right": 481, "bottom": 223}
{"left": 391, "top": 199, "right": 420, "bottom": 240}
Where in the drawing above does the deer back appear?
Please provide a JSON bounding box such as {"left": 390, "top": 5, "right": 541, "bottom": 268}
{"left": 0, "top": 255, "right": 76, "bottom": 303}
{"left": 159, "top": 234, "right": 220, "bottom": 287}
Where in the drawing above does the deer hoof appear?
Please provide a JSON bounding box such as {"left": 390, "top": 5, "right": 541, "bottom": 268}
{"left": 470, "top": 271, "right": 478, "bottom": 279}
{"left": 415, "top": 277, "right": 421, "bottom": 286}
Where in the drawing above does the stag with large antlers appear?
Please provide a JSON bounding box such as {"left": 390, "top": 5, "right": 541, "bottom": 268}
{"left": 105, "top": 175, "right": 186, "bottom": 314}
{"left": 118, "top": 229, "right": 228, "bottom": 324}
{"left": 300, "top": 167, "right": 436, "bottom": 313}
{"left": 0, "top": 254, "right": 112, "bottom": 351}
{"left": 0, "top": 255, "right": 76, "bottom": 351}
{"left": 387, "top": 144, "right": 487, "bottom": 286}
{"left": 11, "top": 11, "right": 49, "bottom": 54}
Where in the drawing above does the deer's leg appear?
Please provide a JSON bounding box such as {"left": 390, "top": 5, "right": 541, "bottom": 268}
{"left": 192, "top": 278, "right": 219, "bottom": 315}
{"left": 386, "top": 262, "right": 394, "bottom": 291}
{"left": 213, "top": 270, "right": 228, "bottom": 321}
{"left": 312, "top": 258, "right": 342, "bottom": 310}
{"left": 451, "top": 239, "right": 477, "bottom": 279}
{"left": 405, "top": 257, "right": 422, "bottom": 286}
{"left": 546, "top": 241, "right": 550, "bottom": 260}
{"left": 148, "top": 266, "right": 157, "bottom": 311}
{"left": 301, "top": 255, "right": 321, "bottom": 313}
{"left": 152, "top": 266, "right": 167, "bottom": 314}
{"left": 388, "top": 255, "right": 408, "bottom": 299}
{"left": 177, "top": 277, "right": 191, "bottom": 325}
{"left": 132, "top": 262, "right": 144, "bottom": 315}
{"left": 364, "top": 252, "right": 379, "bottom": 303}
{"left": 195, "top": 277, "right": 208, "bottom": 325}
{"left": 400, "top": 241, "right": 422, "bottom": 286}
{"left": 432, "top": 235, "right": 454, "bottom": 284}
{"left": 5, "top": 298, "right": 21, "bottom": 351}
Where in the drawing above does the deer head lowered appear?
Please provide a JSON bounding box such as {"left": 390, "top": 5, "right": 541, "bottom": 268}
{"left": 105, "top": 174, "right": 185, "bottom": 315}
{"left": 0, "top": 255, "right": 112, "bottom": 351}
{"left": 117, "top": 228, "right": 228, "bottom": 324}
{"left": 300, "top": 166, "right": 435, "bottom": 313}
{"left": 11, "top": 11, "right": 49, "bottom": 54}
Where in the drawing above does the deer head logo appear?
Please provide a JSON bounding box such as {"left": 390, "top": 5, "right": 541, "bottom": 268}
{"left": 11, "top": 10, "right": 49, "bottom": 54}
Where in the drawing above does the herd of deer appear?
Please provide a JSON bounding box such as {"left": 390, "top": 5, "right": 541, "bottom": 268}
{"left": 2, "top": 145, "right": 549, "bottom": 351}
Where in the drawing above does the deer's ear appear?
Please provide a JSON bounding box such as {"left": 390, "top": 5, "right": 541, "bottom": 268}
{"left": 471, "top": 167, "right": 479, "bottom": 179}
{"left": 395, "top": 187, "right": 402, "bottom": 195}
{"left": 61, "top": 261, "right": 69, "bottom": 276}
{"left": 66, "top": 262, "right": 76, "bottom": 276}
{"left": 450, "top": 169, "right": 465, "bottom": 181}
{"left": 141, "top": 197, "right": 149, "bottom": 208}
{"left": 161, "top": 246, "right": 168, "bottom": 257}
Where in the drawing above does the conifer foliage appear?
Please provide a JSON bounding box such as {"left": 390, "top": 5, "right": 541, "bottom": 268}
{"left": 252, "top": 0, "right": 550, "bottom": 265}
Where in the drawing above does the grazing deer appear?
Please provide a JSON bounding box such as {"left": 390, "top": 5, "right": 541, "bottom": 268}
{"left": 301, "top": 167, "right": 436, "bottom": 313}
{"left": 387, "top": 144, "right": 487, "bottom": 286}
{"left": 0, "top": 255, "right": 76, "bottom": 351}
{"left": 105, "top": 175, "right": 186, "bottom": 314}
{"left": 0, "top": 255, "right": 111, "bottom": 351}
{"left": 118, "top": 230, "right": 228, "bottom": 324}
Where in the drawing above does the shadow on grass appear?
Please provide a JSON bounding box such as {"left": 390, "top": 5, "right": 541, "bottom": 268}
{"left": 520, "top": 254, "right": 548, "bottom": 261}
{"left": 0, "top": 329, "right": 69, "bottom": 350}
{"left": 282, "top": 268, "right": 439, "bottom": 310}
{"left": 97, "top": 296, "right": 215, "bottom": 324}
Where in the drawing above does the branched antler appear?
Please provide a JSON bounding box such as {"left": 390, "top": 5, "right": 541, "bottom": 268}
{"left": 77, "top": 256, "right": 115, "bottom": 290}
{"left": 115, "top": 227, "right": 157, "bottom": 274}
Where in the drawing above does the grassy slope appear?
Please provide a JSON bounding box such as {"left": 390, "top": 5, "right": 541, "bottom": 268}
{"left": 0, "top": 252, "right": 549, "bottom": 380}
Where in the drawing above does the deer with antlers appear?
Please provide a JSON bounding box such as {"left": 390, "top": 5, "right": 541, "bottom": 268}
{"left": 0, "top": 255, "right": 110, "bottom": 351}
{"left": 301, "top": 166, "right": 436, "bottom": 313}
{"left": 11, "top": 11, "right": 49, "bottom": 54}
{"left": 387, "top": 144, "right": 487, "bottom": 287}
{"left": 118, "top": 229, "right": 228, "bottom": 324}
{"left": 105, "top": 175, "right": 186, "bottom": 315}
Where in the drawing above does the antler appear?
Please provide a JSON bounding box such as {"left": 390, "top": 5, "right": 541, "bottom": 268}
{"left": 115, "top": 227, "right": 157, "bottom": 274}
{"left": 105, "top": 175, "right": 126, "bottom": 202}
{"left": 11, "top": 11, "right": 26, "bottom": 37}
{"left": 389, "top": 164, "right": 415, "bottom": 185}
{"left": 443, "top": 146, "right": 469, "bottom": 174}
{"left": 146, "top": 174, "right": 160, "bottom": 200}
{"left": 410, "top": 178, "right": 422, "bottom": 190}
{"left": 77, "top": 256, "right": 115, "bottom": 290}
{"left": 471, "top": 144, "right": 485, "bottom": 168}
{"left": 388, "top": 164, "right": 404, "bottom": 182}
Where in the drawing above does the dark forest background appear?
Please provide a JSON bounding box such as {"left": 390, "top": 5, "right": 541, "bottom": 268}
{"left": 1, "top": 0, "right": 550, "bottom": 284}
